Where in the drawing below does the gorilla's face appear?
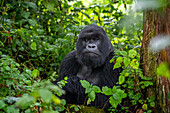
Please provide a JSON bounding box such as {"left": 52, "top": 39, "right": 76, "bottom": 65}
{"left": 76, "top": 25, "right": 113, "bottom": 68}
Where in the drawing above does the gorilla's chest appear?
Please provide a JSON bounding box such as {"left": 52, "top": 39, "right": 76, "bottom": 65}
{"left": 76, "top": 65, "right": 101, "bottom": 85}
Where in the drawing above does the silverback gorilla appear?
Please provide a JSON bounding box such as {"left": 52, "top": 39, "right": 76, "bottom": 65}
{"left": 57, "top": 25, "right": 122, "bottom": 109}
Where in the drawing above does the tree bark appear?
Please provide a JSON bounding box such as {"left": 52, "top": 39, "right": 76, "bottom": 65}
{"left": 140, "top": 3, "right": 170, "bottom": 113}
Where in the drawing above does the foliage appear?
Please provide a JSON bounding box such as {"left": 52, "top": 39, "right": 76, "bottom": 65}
{"left": 109, "top": 49, "right": 154, "bottom": 112}
{"left": 79, "top": 49, "right": 155, "bottom": 112}
{"left": 0, "top": 0, "right": 150, "bottom": 112}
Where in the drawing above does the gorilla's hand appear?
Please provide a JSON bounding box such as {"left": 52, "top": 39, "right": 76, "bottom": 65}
{"left": 64, "top": 76, "right": 84, "bottom": 93}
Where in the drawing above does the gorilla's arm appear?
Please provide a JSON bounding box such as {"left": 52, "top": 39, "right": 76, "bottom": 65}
{"left": 57, "top": 50, "right": 86, "bottom": 104}
{"left": 59, "top": 50, "right": 80, "bottom": 78}
{"left": 97, "top": 51, "right": 122, "bottom": 88}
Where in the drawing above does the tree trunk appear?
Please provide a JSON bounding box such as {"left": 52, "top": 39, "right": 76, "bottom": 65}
{"left": 140, "top": 3, "right": 170, "bottom": 113}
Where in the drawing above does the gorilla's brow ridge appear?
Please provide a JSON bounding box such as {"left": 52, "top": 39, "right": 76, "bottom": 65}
{"left": 79, "top": 31, "right": 105, "bottom": 39}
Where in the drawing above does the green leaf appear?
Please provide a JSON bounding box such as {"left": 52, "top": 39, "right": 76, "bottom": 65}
{"left": 87, "top": 98, "right": 92, "bottom": 105}
{"left": 113, "top": 57, "right": 123, "bottom": 69}
{"left": 128, "top": 49, "right": 137, "bottom": 58}
{"left": 25, "top": 2, "right": 37, "bottom": 9}
{"left": 119, "top": 75, "right": 125, "bottom": 84}
{"left": 31, "top": 42, "right": 37, "bottom": 50}
{"left": 109, "top": 96, "right": 119, "bottom": 108}
{"left": 15, "top": 94, "right": 34, "bottom": 109}
{"left": 21, "top": 11, "right": 30, "bottom": 19}
{"left": 134, "top": 93, "right": 141, "bottom": 100}
{"left": 85, "top": 88, "right": 92, "bottom": 94}
{"left": 42, "top": 110, "right": 59, "bottom": 113}
{"left": 113, "top": 93, "right": 119, "bottom": 100}
{"left": 149, "top": 96, "right": 155, "bottom": 102}
{"left": 25, "top": 109, "right": 32, "bottom": 113}
{"left": 102, "top": 86, "right": 112, "bottom": 95}
{"left": 130, "top": 59, "right": 139, "bottom": 69}
{"left": 123, "top": 57, "right": 130, "bottom": 68}
{"left": 47, "top": 85, "right": 65, "bottom": 96}
{"left": 74, "top": 105, "right": 80, "bottom": 111}
{"left": 0, "top": 100, "right": 6, "bottom": 109}
{"left": 28, "top": 19, "right": 37, "bottom": 25}
{"left": 112, "top": 86, "right": 117, "bottom": 93}
{"left": 43, "top": 0, "right": 55, "bottom": 11}
{"left": 113, "top": 63, "right": 121, "bottom": 69}
{"left": 150, "top": 102, "right": 155, "bottom": 107}
{"left": 52, "top": 95, "right": 61, "bottom": 105}
{"left": 142, "top": 104, "right": 147, "bottom": 110}
{"left": 5, "top": 66, "right": 10, "bottom": 71}
{"left": 80, "top": 80, "right": 90, "bottom": 88}
{"left": 89, "top": 91, "right": 95, "bottom": 101}
{"left": 0, "top": 41, "right": 4, "bottom": 47}
{"left": 110, "top": 58, "right": 114, "bottom": 63}
{"left": 120, "top": 51, "right": 127, "bottom": 56}
{"left": 116, "top": 57, "right": 123, "bottom": 63}
{"left": 92, "top": 86, "right": 101, "bottom": 93}
{"left": 38, "top": 89, "right": 53, "bottom": 103}
{"left": 31, "top": 69, "right": 40, "bottom": 78}
{"left": 7, "top": 105, "right": 19, "bottom": 113}
{"left": 31, "top": 90, "right": 40, "bottom": 99}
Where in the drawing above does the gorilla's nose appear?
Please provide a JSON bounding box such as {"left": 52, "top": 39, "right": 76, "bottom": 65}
{"left": 86, "top": 44, "right": 97, "bottom": 50}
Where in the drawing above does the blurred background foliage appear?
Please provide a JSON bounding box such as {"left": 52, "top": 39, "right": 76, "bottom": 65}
{"left": 0, "top": 0, "right": 142, "bottom": 78}
{"left": 0, "top": 0, "right": 144, "bottom": 112}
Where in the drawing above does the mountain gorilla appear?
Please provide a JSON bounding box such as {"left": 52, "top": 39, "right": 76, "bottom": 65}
{"left": 57, "top": 25, "right": 122, "bottom": 109}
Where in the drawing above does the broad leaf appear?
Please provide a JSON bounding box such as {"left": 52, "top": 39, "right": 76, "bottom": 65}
{"left": 89, "top": 91, "right": 95, "bottom": 101}
{"left": 80, "top": 80, "right": 90, "bottom": 88}
{"left": 38, "top": 89, "right": 53, "bottom": 103}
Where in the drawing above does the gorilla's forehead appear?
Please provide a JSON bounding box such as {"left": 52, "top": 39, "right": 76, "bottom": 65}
{"left": 79, "top": 31, "right": 104, "bottom": 38}
{"left": 79, "top": 25, "right": 106, "bottom": 35}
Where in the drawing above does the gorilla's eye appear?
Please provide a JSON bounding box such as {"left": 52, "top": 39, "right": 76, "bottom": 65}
{"left": 95, "top": 38, "right": 99, "bottom": 41}
{"left": 83, "top": 38, "right": 88, "bottom": 42}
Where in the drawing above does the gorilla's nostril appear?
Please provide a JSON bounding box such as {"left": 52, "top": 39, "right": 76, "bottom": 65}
{"left": 87, "top": 44, "right": 97, "bottom": 49}
{"left": 92, "top": 45, "right": 96, "bottom": 48}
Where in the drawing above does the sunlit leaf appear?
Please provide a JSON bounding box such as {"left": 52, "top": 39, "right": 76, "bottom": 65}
{"left": 80, "top": 80, "right": 90, "bottom": 88}
{"left": 112, "top": 86, "right": 117, "bottom": 93}
{"left": 31, "top": 69, "right": 40, "bottom": 78}
{"left": 142, "top": 104, "right": 148, "bottom": 110}
{"left": 123, "top": 57, "right": 130, "bottom": 68}
{"left": 89, "top": 91, "right": 95, "bottom": 101}
{"left": 31, "top": 42, "right": 37, "bottom": 50}
{"left": 38, "top": 89, "right": 53, "bottom": 103}
{"left": 109, "top": 96, "right": 119, "bottom": 108}
{"left": 130, "top": 59, "right": 139, "bottom": 69}
{"left": 92, "top": 86, "right": 101, "bottom": 93}
{"left": 102, "top": 86, "right": 112, "bottom": 95}
{"left": 52, "top": 95, "right": 61, "bottom": 105}
{"left": 120, "top": 51, "right": 127, "bottom": 56}
{"left": 128, "top": 50, "right": 137, "bottom": 58}
{"left": 85, "top": 88, "right": 92, "bottom": 94}
{"left": 119, "top": 75, "right": 125, "bottom": 84}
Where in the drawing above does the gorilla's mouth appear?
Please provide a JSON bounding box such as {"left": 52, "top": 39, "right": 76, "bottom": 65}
{"left": 84, "top": 52, "right": 99, "bottom": 57}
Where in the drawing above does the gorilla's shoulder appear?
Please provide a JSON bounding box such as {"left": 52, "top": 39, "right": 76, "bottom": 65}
{"left": 65, "top": 50, "right": 77, "bottom": 58}
{"left": 59, "top": 50, "right": 80, "bottom": 77}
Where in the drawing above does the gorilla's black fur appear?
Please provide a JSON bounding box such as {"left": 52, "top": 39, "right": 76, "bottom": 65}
{"left": 56, "top": 25, "right": 122, "bottom": 109}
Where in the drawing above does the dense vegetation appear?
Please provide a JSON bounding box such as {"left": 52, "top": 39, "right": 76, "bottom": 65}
{"left": 0, "top": 0, "right": 155, "bottom": 112}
